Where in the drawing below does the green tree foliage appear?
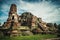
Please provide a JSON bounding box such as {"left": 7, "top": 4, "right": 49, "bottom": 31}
{"left": 57, "top": 24, "right": 60, "bottom": 37}
{"left": 58, "top": 24, "right": 60, "bottom": 32}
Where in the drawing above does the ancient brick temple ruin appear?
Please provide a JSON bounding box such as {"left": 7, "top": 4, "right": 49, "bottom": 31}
{"left": 0, "top": 4, "right": 58, "bottom": 36}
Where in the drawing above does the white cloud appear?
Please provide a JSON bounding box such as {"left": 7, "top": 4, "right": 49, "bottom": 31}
{"left": 17, "top": 0, "right": 60, "bottom": 24}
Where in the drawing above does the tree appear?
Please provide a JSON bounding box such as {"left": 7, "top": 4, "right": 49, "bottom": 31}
{"left": 0, "top": 22, "right": 1, "bottom": 25}
{"left": 54, "top": 23, "right": 57, "bottom": 28}
{"left": 57, "top": 24, "right": 60, "bottom": 37}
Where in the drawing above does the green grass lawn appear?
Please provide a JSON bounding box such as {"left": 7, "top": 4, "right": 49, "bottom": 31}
{"left": 0, "top": 34, "right": 57, "bottom": 40}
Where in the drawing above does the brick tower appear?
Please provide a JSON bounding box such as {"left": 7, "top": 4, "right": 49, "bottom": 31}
{"left": 8, "top": 4, "right": 20, "bottom": 29}
{"left": 3, "top": 4, "right": 20, "bottom": 29}
{"left": 3, "top": 4, "right": 20, "bottom": 36}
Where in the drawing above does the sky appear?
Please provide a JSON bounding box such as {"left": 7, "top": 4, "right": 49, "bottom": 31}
{"left": 0, "top": 0, "right": 60, "bottom": 25}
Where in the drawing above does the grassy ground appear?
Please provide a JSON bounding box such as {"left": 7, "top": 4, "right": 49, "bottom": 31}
{"left": 0, "top": 34, "right": 57, "bottom": 40}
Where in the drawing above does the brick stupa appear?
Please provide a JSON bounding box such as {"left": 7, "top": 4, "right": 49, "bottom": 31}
{"left": 3, "top": 4, "right": 20, "bottom": 29}
{"left": 3, "top": 4, "right": 20, "bottom": 36}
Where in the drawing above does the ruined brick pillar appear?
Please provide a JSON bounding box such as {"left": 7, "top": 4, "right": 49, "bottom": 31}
{"left": 3, "top": 4, "right": 20, "bottom": 29}
{"left": 31, "top": 16, "right": 37, "bottom": 29}
{"left": 3, "top": 4, "right": 21, "bottom": 36}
